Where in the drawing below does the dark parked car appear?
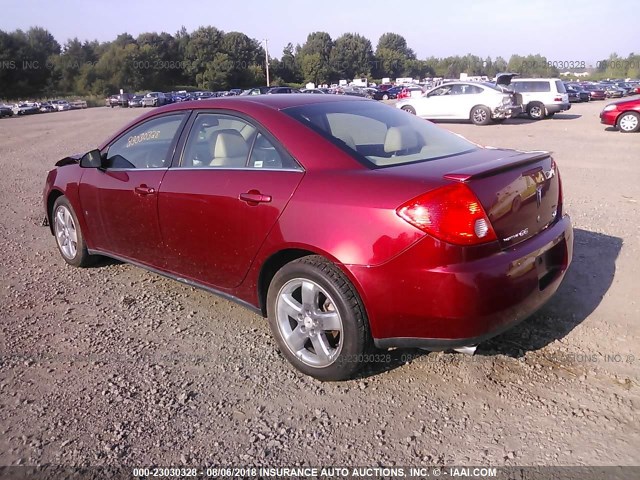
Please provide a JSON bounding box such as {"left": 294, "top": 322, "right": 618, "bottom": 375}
{"left": 373, "top": 86, "right": 403, "bottom": 100}
{"left": 0, "top": 104, "right": 14, "bottom": 117}
{"left": 268, "top": 87, "right": 300, "bottom": 94}
{"left": 604, "top": 85, "right": 625, "bottom": 98}
{"left": 43, "top": 95, "right": 573, "bottom": 380}
{"left": 12, "top": 103, "right": 39, "bottom": 115}
{"left": 240, "top": 87, "right": 272, "bottom": 95}
{"left": 128, "top": 95, "right": 144, "bottom": 107}
{"left": 566, "top": 84, "right": 590, "bottom": 102}
{"left": 39, "top": 102, "right": 57, "bottom": 113}
{"left": 564, "top": 84, "right": 589, "bottom": 103}
{"left": 106, "top": 95, "right": 119, "bottom": 107}
{"left": 581, "top": 84, "right": 606, "bottom": 100}
{"left": 600, "top": 97, "right": 640, "bottom": 133}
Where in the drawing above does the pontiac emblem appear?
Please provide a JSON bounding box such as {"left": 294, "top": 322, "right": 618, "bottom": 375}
{"left": 535, "top": 185, "right": 543, "bottom": 207}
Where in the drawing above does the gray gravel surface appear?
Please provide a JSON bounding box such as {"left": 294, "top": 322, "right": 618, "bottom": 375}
{"left": 0, "top": 100, "right": 638, "bottom": 467}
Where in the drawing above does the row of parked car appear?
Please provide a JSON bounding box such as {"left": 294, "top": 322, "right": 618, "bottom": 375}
{"left": 0, "top": 99, "right": 88, "bottom": 118}
{"left": 388, "top": 75, "right": 639, "bottom": 128}
{"left": 565, "top": 80, "right": 640, "bottom": 102}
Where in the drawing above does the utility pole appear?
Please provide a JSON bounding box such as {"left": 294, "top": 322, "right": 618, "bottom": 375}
{"left": 264, "top": 39, "right": 270, "bottom": 87}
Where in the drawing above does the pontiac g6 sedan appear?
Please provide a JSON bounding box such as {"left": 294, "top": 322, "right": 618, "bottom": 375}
{"left": 43, "top": 95, "right": 573, "bottom": 380}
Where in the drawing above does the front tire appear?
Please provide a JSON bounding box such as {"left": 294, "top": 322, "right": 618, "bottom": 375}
{"left": 527, "top": 102, "right": 546, "bottom": 120}
{"left": 470, "top": 105, "right": 492, "bottom": 125}
{"left": 267, "top": 255, "right": 370, "bottom": 381}
{"left": 618, "top": 112, "right": 640, "bottom": 133}
{"left": 52, "top": 196, "right": 96, "bottom": 268}
{"left": 382, "top": 94, "right": 389, "bottom": 100}
{"left": 401, "top": 105, "right": 416, "bottom": 115}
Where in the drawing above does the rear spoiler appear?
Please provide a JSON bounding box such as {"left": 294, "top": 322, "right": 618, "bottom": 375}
{"left": 444, "top": 151, "right": 551, "bottom": 182}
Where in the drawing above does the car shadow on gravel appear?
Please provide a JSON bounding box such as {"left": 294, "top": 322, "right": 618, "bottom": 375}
{"left": 548, "top": 113, "right": 582, "bottom": 120}
{"left": 356, "top": 228, "right": 623, "bottom": 377}
{"left": 480, "top": 228, "right": 623, "bottom": 357}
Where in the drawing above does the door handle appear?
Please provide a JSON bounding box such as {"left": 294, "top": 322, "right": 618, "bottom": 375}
{"left": 239, "top": 190, "right": 272, "bottom": 205}
{"left": 134, "top": 185, "right": 156, "bottom": 196}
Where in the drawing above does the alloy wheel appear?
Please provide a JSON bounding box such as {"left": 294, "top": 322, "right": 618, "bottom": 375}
{"left": 54, "top": 205, "right": 78, "bottom": 259}
{"left": 275, "top": 278, "right": 343, "bottom": 368}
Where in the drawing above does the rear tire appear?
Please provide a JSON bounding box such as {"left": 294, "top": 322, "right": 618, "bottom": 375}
{"left": 618, "top": 112, "right": 640, "bottom": 133}
{"left": 382, "top": 94, "right": 389, "bottom": 100}
{"left": 52, "top": 196, "right": 96, "bottom": 268}
{"left": 470, "top": 105, "right": 492, "bottom": 125}
{"left": 527, "top": 102, "right": 546, "bottom": 120}
{"left": 401, "top": 105, "right": 416, "bottom": 115}
{"left": 267, "top": 255, "right": 370, "bottom": 381}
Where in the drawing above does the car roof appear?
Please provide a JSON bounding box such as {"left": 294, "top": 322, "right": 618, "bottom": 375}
{"left": 511, "top": 78, "right": 561, "bottom": 82}
{"left": 158, "top": 93, "right": 370, "bottom": 111}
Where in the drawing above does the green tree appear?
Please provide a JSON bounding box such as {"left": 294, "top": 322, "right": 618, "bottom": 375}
{"left": 298, "top": 32, "right": 333, "bottom": 83}
{"left": 330, "top": 33, "right": 373, "bottom": 80}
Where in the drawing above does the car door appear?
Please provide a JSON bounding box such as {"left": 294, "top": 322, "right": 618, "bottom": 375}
{"left": 418, "top": 85, "right": 456, "bottom": 118}
{"left": 79, "top": 112, "right": 187, "bottom": 267}
{"left": 157, "top": 112, "right": 304, "bottom": 289}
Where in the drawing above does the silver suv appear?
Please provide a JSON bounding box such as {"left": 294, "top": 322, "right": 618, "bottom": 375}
{"left": 509, "top": 78, "right": 570, "bottom": 120}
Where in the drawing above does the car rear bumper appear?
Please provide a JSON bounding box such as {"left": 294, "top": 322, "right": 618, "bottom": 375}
{"left": 545, "top": 103, "right": 571, "bottom": 114}
{"left": 349, "top": 215, "right": 573, "bottom": 349}
{"left": 494, "top": 105, "right": 522, "bottom": 118}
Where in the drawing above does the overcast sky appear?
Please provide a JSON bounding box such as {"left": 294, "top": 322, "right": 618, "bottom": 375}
{"left": 0, "top": 0, "right": 636, "bottom": 64}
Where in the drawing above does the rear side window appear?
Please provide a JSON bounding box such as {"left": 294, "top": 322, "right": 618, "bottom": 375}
{"left": 511, "top": 81, "right": 551, "bottom": 93}
{"left": 555, "top": 80, "right": 567, "bottom": 93}
{"left": 180, "top": 113, "right": 298, "bottom": 170}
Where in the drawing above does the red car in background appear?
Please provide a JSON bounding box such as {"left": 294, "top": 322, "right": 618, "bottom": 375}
{"left": 600, "top": 97, "right": 640, "bottom": 132}
{"left": 43, "top": 95, "right": 573, "bottom": 380}
{"left": 396, "top": 86, "right": 425, "bottom": 100}
{"left": 581, "top": 84, "right": 607, "bottom": 100}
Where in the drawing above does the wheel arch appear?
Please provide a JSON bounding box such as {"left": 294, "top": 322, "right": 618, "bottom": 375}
{"left": 469, "top": 104, "right": 490, "bottom": 118}
{"left": 46, "top": 189, "right": 65, "bottom": 235}
{"left": 616, "top": 110, "right": 640, "bottom": 129}
{"left": 256, "top": 247, "right": 370, "bottom": 323}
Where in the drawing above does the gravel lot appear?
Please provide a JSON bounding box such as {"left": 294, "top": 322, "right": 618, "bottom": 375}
{"left": 0, "top": 99, "right": 639, "bottom": 468}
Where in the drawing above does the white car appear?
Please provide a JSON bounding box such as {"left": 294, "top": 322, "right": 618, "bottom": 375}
{"left": 396, "top": 80, "right": 522, "bottom": 125}
{"left": 508, "top": 78, "right": 570, "bottom": 120}
{"left": 56, "top": 100, "right": 72, "bottom": 111}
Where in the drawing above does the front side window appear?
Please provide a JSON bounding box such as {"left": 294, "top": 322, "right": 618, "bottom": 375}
{"left": 105, "top": 114, "right": 185, "bottom": 169}
{"left": 284, "top": 100, "right": 477, "bottom": 168}
{"left": 429, "top": 85, "right": 453, "bottom": 96}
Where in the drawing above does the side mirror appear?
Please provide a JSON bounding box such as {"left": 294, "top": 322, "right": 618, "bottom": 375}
{"left": 80, "top": 149, "right": 103, "bottom": 168}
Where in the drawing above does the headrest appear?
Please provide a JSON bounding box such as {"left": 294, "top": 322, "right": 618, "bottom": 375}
{"left": 212, "top": 130, "right": 249, "bottom": 158}
{"left": 336, "top": 133, "right": 357, "bottom": 150}
{"left": 384, "top": 126, "right": 420, "bottom": 153}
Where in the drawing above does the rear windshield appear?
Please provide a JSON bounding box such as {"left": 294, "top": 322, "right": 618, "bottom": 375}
{"left": 282, "top": 101, "right": 477, "bottom": 168}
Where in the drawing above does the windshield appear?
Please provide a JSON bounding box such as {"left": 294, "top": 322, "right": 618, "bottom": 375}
{"left": 283, "top": 101, "right": 477, "bottom": 168}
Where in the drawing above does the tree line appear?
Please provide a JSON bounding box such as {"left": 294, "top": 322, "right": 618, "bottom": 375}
{"left": 0, "top": 26, "right": 638, "bottom": 99}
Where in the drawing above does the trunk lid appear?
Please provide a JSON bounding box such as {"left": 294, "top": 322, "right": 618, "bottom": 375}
{"left": 444, "top": 150, "right": 561, "bottom": 248}
{"left": 380, "top": 148, "right": 561, "bottom": 249}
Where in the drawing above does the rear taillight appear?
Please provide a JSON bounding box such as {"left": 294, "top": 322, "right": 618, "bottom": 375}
{"left": 554, "top": 96, "right": 563, "bottom": 102}
{"left": 397, "top": 183, "right": 497, "bottom": 246}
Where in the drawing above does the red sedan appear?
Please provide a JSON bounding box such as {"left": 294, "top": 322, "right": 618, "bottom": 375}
{"left": 600, "top": 97, "right": 640, "bottom": 133}
{"left": 43, "top": 95, "right": 573, "bottom": 380}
